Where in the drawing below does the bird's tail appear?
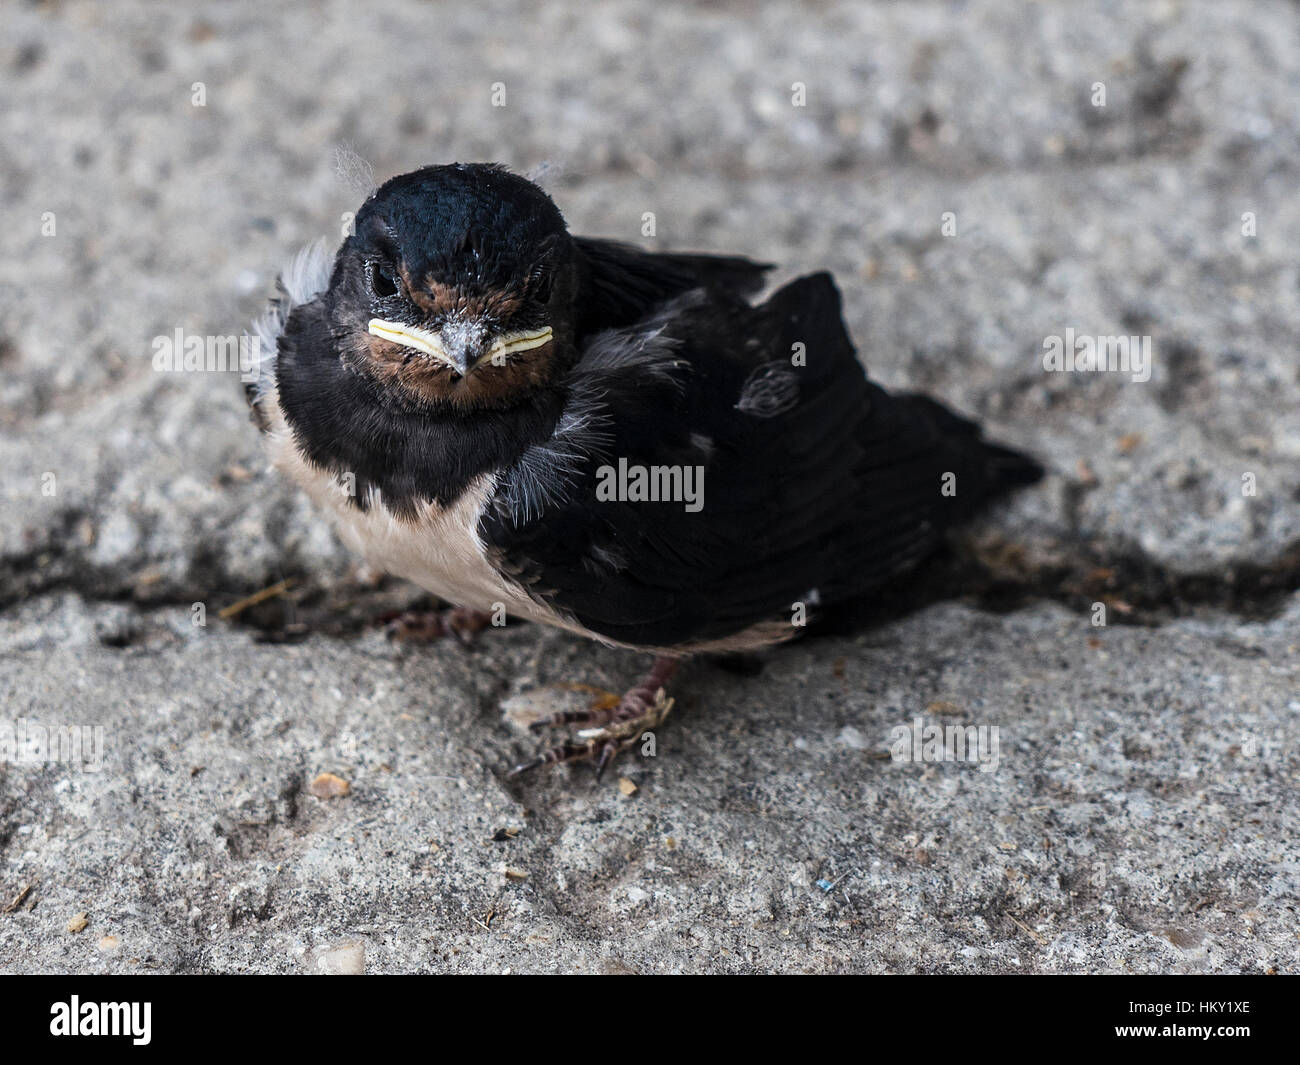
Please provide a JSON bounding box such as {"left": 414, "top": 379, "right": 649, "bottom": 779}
{"left": 900, "top": 392, "right": 1045, "bottom": 499}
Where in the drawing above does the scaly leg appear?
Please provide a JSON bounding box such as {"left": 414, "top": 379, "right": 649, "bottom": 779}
{"left": 510, "top": 655, "right": 680, "bottom": 779}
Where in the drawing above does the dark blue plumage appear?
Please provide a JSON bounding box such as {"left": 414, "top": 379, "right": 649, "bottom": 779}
{"left": 249, "top": 162, "right": 1041, "bottom": 775}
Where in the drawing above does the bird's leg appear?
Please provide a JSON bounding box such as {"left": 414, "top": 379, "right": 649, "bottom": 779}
{"left": 510, "top": 655, "right": 680, "bottom": 779}
{"left": 528, "top": 655, "right": 679, "bottom": 732}
{"left": 381, "top": 606, "right": 493, "bottom": 645}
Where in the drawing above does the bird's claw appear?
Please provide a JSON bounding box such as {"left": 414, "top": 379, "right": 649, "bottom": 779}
{"left": 509, "top": 687, "right": 674, "bottom": 780}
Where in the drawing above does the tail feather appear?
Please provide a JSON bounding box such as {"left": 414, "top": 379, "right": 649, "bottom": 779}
{"left": 979, "top": 438, "right": 1045, "bottom": 489}
{"left": 899, "top": 391, "right": 1044, "bottom": 499}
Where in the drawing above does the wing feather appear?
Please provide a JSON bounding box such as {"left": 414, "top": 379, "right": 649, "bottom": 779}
{"left": 481, "top": 271, "right": 1040, "bottom": 649}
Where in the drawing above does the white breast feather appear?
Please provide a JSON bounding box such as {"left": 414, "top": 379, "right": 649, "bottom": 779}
{"left": 247, "top": 242, "right": 566, "bottom": 629}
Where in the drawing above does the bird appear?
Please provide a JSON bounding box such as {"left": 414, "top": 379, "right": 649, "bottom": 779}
{"left": 246, "top": 162, "right": 1042, "bottom": 778}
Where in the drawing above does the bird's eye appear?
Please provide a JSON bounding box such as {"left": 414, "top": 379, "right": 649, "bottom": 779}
{"left": 532, "top": 273, "right": 553, "bottom": 305}
{"left": 368, "top": 261, "right": 400, "bottom": 299}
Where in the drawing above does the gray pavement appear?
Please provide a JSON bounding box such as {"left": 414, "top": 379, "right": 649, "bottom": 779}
{"left": 0, "top": 0, "right": 1296, "bottom": 972}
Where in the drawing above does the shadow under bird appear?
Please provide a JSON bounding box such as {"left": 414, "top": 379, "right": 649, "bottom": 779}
{"left": 246, "top": 163, "right": 1041, "bottom": 778}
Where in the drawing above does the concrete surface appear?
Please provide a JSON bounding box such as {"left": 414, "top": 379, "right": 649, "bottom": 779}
{"left": 0, "top": 0, "right": 1297, "bottom": 973}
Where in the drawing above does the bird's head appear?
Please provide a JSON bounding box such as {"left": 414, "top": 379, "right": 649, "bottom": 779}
{"left": 326, "top": 163, "right": 577, "bottom": 409}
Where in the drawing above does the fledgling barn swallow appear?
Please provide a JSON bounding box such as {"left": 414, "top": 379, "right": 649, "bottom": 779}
{"left": 247, "top": 163, "right": 1041, "bottom": 778}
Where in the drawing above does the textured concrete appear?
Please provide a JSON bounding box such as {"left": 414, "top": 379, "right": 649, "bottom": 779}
{"left": 1, "top": 0, "right": 1297, "bottom": 973}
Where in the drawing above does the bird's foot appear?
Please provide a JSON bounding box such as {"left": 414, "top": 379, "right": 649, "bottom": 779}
{"left": 380, "top": 606, "right": 493, "bottom": 645}
{"left": 510, "top": 656, "right": 680, "bottom": 779}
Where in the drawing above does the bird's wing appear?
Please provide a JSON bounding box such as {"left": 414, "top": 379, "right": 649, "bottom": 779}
{"left": 573, "top": 236, "right": 772, "bottom": 337}
{"left": 480, "top": 272, "right": 1039, "bottom": 650}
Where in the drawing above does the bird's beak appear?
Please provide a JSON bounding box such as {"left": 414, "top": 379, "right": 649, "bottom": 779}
{"left": 368, "top": 319, "right": 552, "bottom": 377}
